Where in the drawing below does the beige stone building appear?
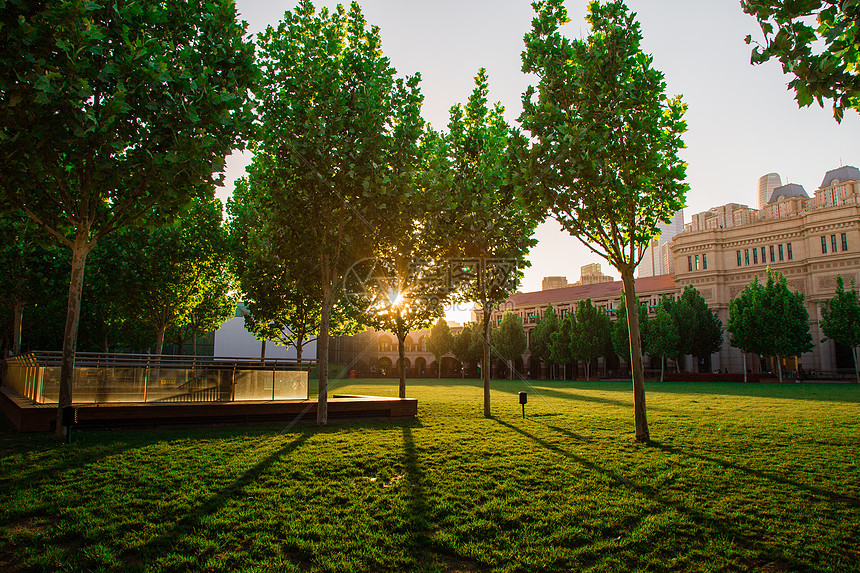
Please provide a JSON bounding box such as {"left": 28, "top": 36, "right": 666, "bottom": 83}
{"left": 671, "top": 165, "right": 860, "bottom": 374}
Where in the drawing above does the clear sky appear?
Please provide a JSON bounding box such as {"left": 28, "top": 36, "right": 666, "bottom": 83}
{"left": 221, "top": 0, "right": 859, "bottom": 320}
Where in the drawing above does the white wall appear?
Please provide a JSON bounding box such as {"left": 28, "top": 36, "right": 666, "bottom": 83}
{"left": 213, "top": 316, "right": 317, "bottom": 360}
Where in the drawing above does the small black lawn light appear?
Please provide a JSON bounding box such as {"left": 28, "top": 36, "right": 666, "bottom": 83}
{"left": 518, "top": 391, "right": 527, "bottom": 419}
{"left": 61, "top": 405, "right": 78, "bottom": 444}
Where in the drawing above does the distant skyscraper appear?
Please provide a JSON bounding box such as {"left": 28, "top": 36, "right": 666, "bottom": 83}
{"left": 758, "top": 173, "right": 782, "bottom": 209}
{"left": 541, "top": 276, "right": 569, "bottom": 290}
{"left": 638, "top": 209, "right": 684, "bottom": 277}
{"left": 572, "top": 263, "right": 614, "bottom": 286}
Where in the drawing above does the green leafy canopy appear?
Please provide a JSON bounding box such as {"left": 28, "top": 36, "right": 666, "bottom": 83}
{"left": 743, "top": 0, "right": 860, "bottom": 122}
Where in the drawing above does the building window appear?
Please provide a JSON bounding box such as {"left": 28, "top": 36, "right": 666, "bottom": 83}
{"left": 753, "top": 249, "right": 758, "bottom": 264}
{"left": 761, "top": 247, "right": 767, "bottom": 263}
{"left": 778, "top": 244, "right": 784, "bottom": 261}
{"left": 842, "top": 233, "right": 848, "bottom": 251}
{"left": 770, "top": 245, "right": 775, "bottom": 261}
{"left": 822, "top": 236, "right": 828, "bottom": 254}
{"left": 787, "top": 243, "right": 793, "bottom": 260}
{"left": 832, "top": 234, "right": 838, "bottom": 253}
{"left": 695, "top": 254, "right": 700, "bottom": 270}
{"left": 703, "top": 254, "right": 708, "bottom": 270}
{"left": 744, "top": 249, "right": 750, "bottom": 265}
{"left": 688, "top": 255, "right": 693, "bottom": 272}
{"left": 737, "top": 251, "right": 742, "bottom": 267}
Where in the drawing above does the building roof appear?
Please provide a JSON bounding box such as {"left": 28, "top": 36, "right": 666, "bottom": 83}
{"left": 505, "top": 274, "right": 677, "bottom": 308}
{"left": 820, "top": 165, "right": 860, "bottom": 188}
{"left": 768, "top": 183, "right": 808, "bottom": 204}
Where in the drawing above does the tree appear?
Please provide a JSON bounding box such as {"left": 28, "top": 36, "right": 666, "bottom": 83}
{"left": 227, "top": 177, "right": 359, "bottom": 367}
{"left": 521, "top": 0, "right": 688, "bottom": 441}
{"left": 442, "top": 70, "right": 540, "bottom": 416}
{"left": 254, "top": 1, "right": 416, "bottom": 424}
{"left": 570, "top": 299, "right": 612, "bottom": 380}
{"left": 491, "top": 312, "right": 527, "bottom": 380}
{"left": 451, "top": 323, "right": 480, "bottom": 378}
{"left": 647, "top": 306, "right": 680, "bottom": 382}
{"left": 469, "top": 324, "right": 486, "bottom": 378}
{"left": 550, "top": 314, "right": 574, "bottom": 380}
{"left": 0, "top": 0, "right": 256, "bottom": 436}
{"left": 0, "top": 213, "right": 67, "bottom": 355}
{"left": 426, "top": 318, "right": 453, "bottom": 378}
{"left": 652, "top": 296, "right": 684, "bottom": 373}
{"left": 728, "top": 269, "right": 813, "bottom": 382}
{"left": 171, "top": 269, "right": 236, "bottom": 356}
{"left": 674, "top": 286, "right": 724, "bottom": 371}
{"left": 529, "top": 304, "right": 559, "bottom": 379}
{"left": 345, "top": 97, "right": 454, "bottom": 397}
{"left": 96, "top": 199, "right": 228, "bottom": 356}
{"left": 820, "top": 275, "right": 860, "bottom": 383}
{"left": 742, "top": 0, "right": 859, "bottom": 122}
{"left": 612, "top": 294, "right": 650, "bottom": 367}
{"left": 80, "top": 246, "right": 155, "bottom": 353}
{"left": 728, "top": 283, "right": 758, "bottom": 383}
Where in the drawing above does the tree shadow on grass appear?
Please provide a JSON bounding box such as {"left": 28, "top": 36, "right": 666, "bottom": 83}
{"left": 0, "top": 433, "right": 170, "bottom": 520}
{"left": 401, "top": 426, "right": 489, "bottom": 573}
{"left": 401, "top": 426, "right": 431, "bottom": 566}
{"left": 124, "top": 431, "right": 311, "bottom": 565}
{"left": 491, "top": 418, "right": 816, "bottom": 572}
{"left": 647, "top": 439, "right": 859, "bottom": 505}
{"left": 493, "top": 383, "right": 673, "bottom": 413}
{"left": 610, "top": 381, "right": 860, "bottom": 404}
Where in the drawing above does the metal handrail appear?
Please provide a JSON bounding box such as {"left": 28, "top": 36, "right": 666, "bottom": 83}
{"left": 6, "top": 351, "right": 316, "bottom": 371}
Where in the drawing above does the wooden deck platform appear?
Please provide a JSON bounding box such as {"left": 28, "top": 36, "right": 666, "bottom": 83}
{"left": 0, "top": 387, "right": 417, "bottom": 432}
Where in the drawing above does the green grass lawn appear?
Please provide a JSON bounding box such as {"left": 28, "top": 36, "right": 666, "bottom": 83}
{"left": 1, "top": 378, "right": 858, "bottom": 572}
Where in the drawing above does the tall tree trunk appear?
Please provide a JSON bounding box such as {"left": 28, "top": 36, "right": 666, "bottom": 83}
{"left": 482, "top": 305, "right": 491, "bottom": 418}
{"left": 261, "top": 339, "right": 266, "bottom": 363}
{"left": 853, "top": 346, "right": 859, "bottom": 384}
{"left": 191, "top": 332, "right": 197, "bottom": 356}
{"left": 155, "top": 325, "right": 166, "bottom": 357}
{"left": 509, "top": 359, "right": 513, "bottom": 380}
{"left": 317, "top": 262, "right": 332, "bottom": 425}
{"left": 660, "top": 355, "right": 665, "bottom": 382}
{"left": 743, "top": 352, "right": 747, "bottom": 383}
{"left": 56, "top": 237, "right": 91, "bottom": 438}
{"left": 12, "top": 300, "right": 23, "bottom": 355}
{"left": 397, "top": 330, "right": 407, "bottom": 399}
{"left": 621, "top": 268, "right": 649, "bottom": 442}
{"left": 437, "top": 355, "right": 441, "bottom": 379}
{"left": 776, "top": 354, "right": 783, "bottom": 382}
{"left": 296, "top": 339, "right": 303, "bottom": 367}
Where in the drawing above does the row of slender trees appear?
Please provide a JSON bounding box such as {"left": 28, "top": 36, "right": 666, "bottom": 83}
{"left": 421, "top": 286, "right": 723, "bottom": 382}
{"left": 729, "top": 269, "right": 860, "bottom": 384}
{"left": 421, "top": 270, "right": 860, "bottom": 385}
{"left": 0, "top": 198, "right": 235, "bottom": 357}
